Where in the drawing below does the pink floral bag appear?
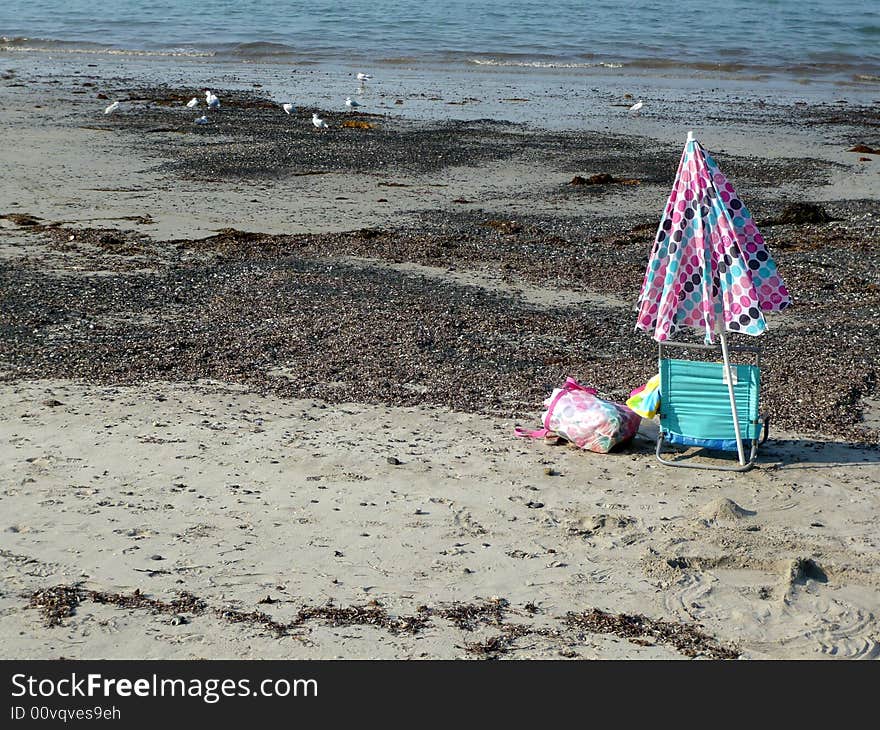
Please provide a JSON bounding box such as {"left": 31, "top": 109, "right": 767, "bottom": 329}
{"left": 515, "top": 377, "right": 641, "bottom": 454}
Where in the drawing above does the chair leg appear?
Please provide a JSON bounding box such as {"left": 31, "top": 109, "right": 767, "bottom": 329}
{"left": 655, "top": 429, "right": 758, "bottom": 472}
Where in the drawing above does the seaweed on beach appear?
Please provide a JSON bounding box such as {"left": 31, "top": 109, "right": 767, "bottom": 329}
{"left": 26, "top": 585, "right": 740, "bottom": 658}
{"left": 292, "top": 599, "right": 432, "bottom": 635}
{"left": 564, "top": 608, "right": 740, "bottom": 660}
{"left": 28, "top": 585, "right": 83, "bottom": 627}
{"left": 2, "top": 201, "right": 879, "bottom": 441}
{"left": 26, "top": 585, "right": 428, "bottom": 638}
{"left": 434, "top": 598, "right": 510, "bottom": 631}
{"left": 79, "top": 86, "right": 846, "bottom": 190}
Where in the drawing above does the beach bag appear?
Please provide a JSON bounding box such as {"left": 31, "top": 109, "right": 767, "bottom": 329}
{"left": 626, "top": 374, "right": 661, "bottom": 419}
{"left": 515, "top": 377, "right": 641, "bottom": 453}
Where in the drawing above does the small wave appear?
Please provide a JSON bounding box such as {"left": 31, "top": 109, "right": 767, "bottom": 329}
{"left": 469, "top": 57, "right": 622, "bottom": 69}
{"left": 0, "top": 36, "right": 214, "bottom": 58}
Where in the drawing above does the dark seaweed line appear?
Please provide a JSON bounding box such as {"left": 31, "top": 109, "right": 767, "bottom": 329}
{"left": 26, "top": 585, "right": 739, "bottom": 659}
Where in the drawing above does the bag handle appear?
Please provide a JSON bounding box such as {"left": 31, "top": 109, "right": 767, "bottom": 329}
{"left": 515, "top": 377, "right": 598, "bottom": 439}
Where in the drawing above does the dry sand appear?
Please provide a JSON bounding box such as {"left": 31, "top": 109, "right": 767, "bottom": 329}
{"left": 2, "top": 380, "right": 879, "bottom": 659}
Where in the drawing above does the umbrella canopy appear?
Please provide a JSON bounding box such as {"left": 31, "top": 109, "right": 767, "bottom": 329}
{"left": 636, "top": 133, "right": 791, "bottom": 343}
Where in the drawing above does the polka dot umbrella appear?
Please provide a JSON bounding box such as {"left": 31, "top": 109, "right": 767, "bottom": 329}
{"left": 637, "top": 132, "right": 791, "bottom": 342}
{"left": 635, "top": 131, "right": 791, "bottom": 464}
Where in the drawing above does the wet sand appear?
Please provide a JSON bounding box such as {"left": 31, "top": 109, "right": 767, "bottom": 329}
{"left": 1, "top": 66, "right": 879, "bottom": 659}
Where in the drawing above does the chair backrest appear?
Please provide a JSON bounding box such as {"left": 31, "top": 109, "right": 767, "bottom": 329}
{"left": 659, "top": 358, "right": 761, "bottom": 441}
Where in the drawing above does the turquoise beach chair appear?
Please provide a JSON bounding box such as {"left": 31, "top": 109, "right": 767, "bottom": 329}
{"left": 655, "top": 342, "right": 770, "bottom": 471}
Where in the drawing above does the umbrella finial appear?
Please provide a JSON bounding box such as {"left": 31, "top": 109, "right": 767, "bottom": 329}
{"left": 687, "top": 130, "right": 695, "bottom": 143}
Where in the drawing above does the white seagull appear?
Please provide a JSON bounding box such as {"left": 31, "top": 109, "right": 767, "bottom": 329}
{"left": 345, "top": 97, "right": 360, "bottom": 110}
{"left": 356, "top": 72, "right": 372, "bottom": 82}
{"left": 312, "top": 112, "right": 329, "bottom": 130}
{"left": 205, "top": 90, "right": 220, "bottom": 109}
{"left": 629, "top": 99, "right": 644, "bottom": 116}
{"left": 194, "top": 115, "right": 209, "bottom": 125}
{"left": 103, "top": 101, "right": 120, "bottom": 114}
{"left": 282, "top": 103, "right": 295, "bottom": 114}
{"left": 186, "top": 97, "right": 198, "bottom": 108}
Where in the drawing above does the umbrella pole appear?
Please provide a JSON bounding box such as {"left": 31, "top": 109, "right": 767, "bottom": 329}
{"left": 719, "top": 330, "right": 746, "bottom": 466}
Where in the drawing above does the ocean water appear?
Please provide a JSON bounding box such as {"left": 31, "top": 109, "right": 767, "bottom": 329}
{"left": 1, "top": 0, "right": 879, "bottom": 84}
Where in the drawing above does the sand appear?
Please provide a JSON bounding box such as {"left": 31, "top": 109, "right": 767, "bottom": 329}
{"left": 2, "top": 59, "right": 880, "bottom": 659}
{"left": 2, "top": 380, "right": 878, "bottom": 659}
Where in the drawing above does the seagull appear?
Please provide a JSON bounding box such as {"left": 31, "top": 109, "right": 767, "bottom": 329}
{"left": 356, "top": 72, "right": 372, "bottom": 82}
{"left": 186, "top": 97, "right": 198, "bottom": 108}
{"left": 345, "top": 97, "right": 361, "bottom": 110}
{"left": 629, "top": 99, "right": 644, "bottom": 116}
{"left": 194, "top": 115, "right": 209, "bottom": 125}
{"left": 312, "top": 112, "right": 328, "bottom": 130}
{"left": 282, "top": 103, "right": 295, "bottom": 114}
{"left": 103, "top": 101, "right": 120, "bottom": 114}
{"left": 205, "top": 90, "right": 220, "bottom": 109}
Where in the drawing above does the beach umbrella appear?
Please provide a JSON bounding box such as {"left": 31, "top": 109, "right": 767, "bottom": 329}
{"left": 635, "top": 131, "right": 791, "bottom": 464}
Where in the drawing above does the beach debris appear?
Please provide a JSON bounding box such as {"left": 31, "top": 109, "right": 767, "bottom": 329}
{"left": 282, "top": 102, "right": 295, "bottom": 115}
{"left": 41, "top": 398, "right": 64, "bottom": 407}
{"left": 0, "top": 212, "right": 42, "bottom": 226}
{"left": 103, "top": 101, "right": 120, "bottom": 115}
{"left": 543, "top": 467, "right": 557, "bottom": 476}
{"left": 26, "top": 584, "right": 747, "bottom": 658}
{"left": 194, "top": 115, "right": 209, "bottom": 125}
{"left": 8, "top": 189, "right": 880, "bottom": 445}
{"left": 628, "top": 99, "right": 644, "bottom": 116}
{"left": 205, "top": 90, "right": 220, "bottom": 109}
{"left": 28, "top": 585, "right": 82, "bottom": 627}
{"left": 483, "top": 218, "right": 523, "bottom": 234}
{"left": 462, "top": 634, "right": 516, "bottom": 656}
{"left": 859, "top": 156, "right": 872, "bottom": 162}
{"left": 525, "top": 501, "right": 544, "bottom": 509}
{"left": 564, "top": 608, "right": 739, "bottom": 659}
{"left": 436, "top": 597, "right": 509, "bottom": 631}
{"left": 312, "top": 112, "right": 329, "bottom": 130}
{"left": 570, "top": 173, "right": 639, "bottom": 186}
{"left": 765, "top": 202, "right": 833, "bottom": 225}
{"left": 848, "top": 144, "right": 879, "bottom": 154}
{"left": 386, "top": 456, "right": 402, "bottom": 465}
{"left": 342, "top": 119, "right": 373, "bottom": 129}
{"left": 185, "top": 97, "right": 198, "bottom": 108}
{"left": 345, "top": 96, "right": 361, "bottom": 110}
